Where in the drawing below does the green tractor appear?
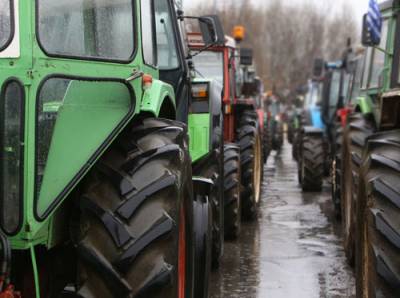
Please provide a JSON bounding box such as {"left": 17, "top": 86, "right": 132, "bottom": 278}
{"left": 340, "top": 1, "right": 400, "bottom": 296}
{"left": 0, "top": 1, "right": 225, "bottom": 297}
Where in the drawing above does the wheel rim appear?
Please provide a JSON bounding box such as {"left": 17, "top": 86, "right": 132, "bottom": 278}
{"left": 178, "top": 205, "right": 186, "bottom": 298}
{"left": 253, "top": 133, "right": 262, "bottom": 204}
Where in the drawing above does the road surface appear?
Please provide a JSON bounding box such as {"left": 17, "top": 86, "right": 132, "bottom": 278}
{"left": 210, "top": 141, "right": 355, "bottom": 298}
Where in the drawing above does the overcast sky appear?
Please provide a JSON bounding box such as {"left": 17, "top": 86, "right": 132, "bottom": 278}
{"left": 183, "top": 0, "right": 384, "bottom": 27}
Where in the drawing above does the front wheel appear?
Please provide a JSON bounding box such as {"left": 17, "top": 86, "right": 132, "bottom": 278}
{"left": 237, "top": 110, "right": 262, "bottom": 221}
{"left": 299, "top": 133, "right": 324, "bottom": 191}
{"left": 223, "top": 144, "right": 242, "bottom": 239}
{"left": 192, "top": 179, "right": 212, "bottom": 298}
{"left": 73, "top": 118, "right": 193, "bottom": 298}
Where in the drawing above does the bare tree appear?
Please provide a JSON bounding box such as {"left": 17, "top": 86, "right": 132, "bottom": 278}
{"left": 189, "top": 0, "right": 358, "bottom": 95}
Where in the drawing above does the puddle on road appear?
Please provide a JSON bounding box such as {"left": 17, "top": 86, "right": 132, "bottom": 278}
{"left": 210, "top": 142, "right": 355, "bottom": 298}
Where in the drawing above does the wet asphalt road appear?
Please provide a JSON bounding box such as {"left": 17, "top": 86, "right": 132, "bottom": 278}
{"left": 210, "top": 141, "right": 355, "bottom": 298}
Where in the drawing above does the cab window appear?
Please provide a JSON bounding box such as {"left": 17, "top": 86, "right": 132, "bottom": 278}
{"left": 37, "top": 0, "right": 134, "bottom": 61}
{"left": 141, "top": 0, "right": 157, "bottom": 66}
{"left": 369, "top": 20, "right": 389, "bottom": 88}
{"left": 154, "top": 0, "right": 179, "bottom": 69}
{"left": 0, "top": 0, "right": 13, "bottom": 51}
{"left": 361, "top": 47, "right": 372, "bottom": 89}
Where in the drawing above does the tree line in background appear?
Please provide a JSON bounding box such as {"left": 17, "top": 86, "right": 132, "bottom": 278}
{"left": 189, "top": 0, "right": 358, "bottom": 99}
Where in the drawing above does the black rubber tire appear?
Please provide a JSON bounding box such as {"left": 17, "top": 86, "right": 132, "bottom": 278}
{"left": 272, "top": 121, "right": 284, "bottom": 153}
{"left": 341, "top": 113, "right": 375, "bottom": 266}
{"left": 73, "top": 118, "right": 193, "bottom": 298}
{"left": 356, "top": 131, "right": 400, "bottom": 298}
{"left": 263, "top": 120, "right": 271, "bottom": 163}
{"left": 192, "top": 152, "right": 223, "bottom": 270}
{"left": 192, "top": 188, "right": 212, "bottom": 298}
{"left": 299, "top": 134, "right": 324, "bottom": 191}
{"left": 288, "top": 121, "right": 294, "bottom": 144}
{"left": 332, "top": 121, "right": 343, "bottom": 219}
{"left": 237, "top": 110, "right": 262, "bottom": 221}
{"left": 223, "top": 144, "right": 242, "bottom": 240}
{"left": 292, "top": 130, "right": 300, "bottom": 161}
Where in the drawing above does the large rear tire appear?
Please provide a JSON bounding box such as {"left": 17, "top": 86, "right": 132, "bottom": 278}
{"left": 341, "top": 113, "right": 374, "bottom": 266}
{"left": 223, "top": 144, "right": 242, "bottom": 240}
{"left": 356, "top": 131, "right": 400, "bottom": 298}
{"left": 73, "top": 118, "right": 193, "bottom": 298}
{"left": 237, "top": 110, "right": 263, "bottom": 221}
{"left": 299, "top": 133, "right": 324, "bottom": 191}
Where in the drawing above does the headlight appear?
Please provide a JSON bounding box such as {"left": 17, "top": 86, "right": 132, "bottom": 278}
{"left": 192, "top": 83, "right": 209, "bottom": 101}
{"left": 0, "top": 80, "right": 24, "bottom": 235}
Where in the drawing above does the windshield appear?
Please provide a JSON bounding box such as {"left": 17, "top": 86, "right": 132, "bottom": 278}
{"left": 0, "top": 0, "right": 12, "bottom": 50}
{"left": 329, "top": 70, "right": 341, "bottom": 107}
{"left": 37, "top": 0, "right": 134, "bottom": 61}
{"left": 192, "top": 51, "right": 224, "bottom": 85}
{"left": 305, "top": 82, "right": 322, "bottom": 107}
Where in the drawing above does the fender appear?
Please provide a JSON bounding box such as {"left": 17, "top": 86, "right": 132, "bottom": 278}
{"left": 354, "top": 96, "right": 373, "bottom": 115}
{"left": 140, "top": 79, "right": 176, "bottom": 117}
{"left": 302, "top": 126, "right": 324, "bottom": 136}
{"left": 192, "top": 177, "right": 213, "bottom": 199}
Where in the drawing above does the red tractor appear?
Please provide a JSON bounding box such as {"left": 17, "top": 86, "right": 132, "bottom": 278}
{"left": 189, "top": 25, "right": 263, "bottom": 239}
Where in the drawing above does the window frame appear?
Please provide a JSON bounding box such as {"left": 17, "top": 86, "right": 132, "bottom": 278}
{"left": 0, "top": 0, "right": 15, "bottom": 52}
{"left": 361, "top": 47, "right": 373, "bottom": 90}
{"left": 154, "top": 0, "right": 181, "bottom": 71}
{"left": 141, "top": 0, "right": 158, "bottom": 68}
{"left": 35, "top": 0, "right": 137, "bottom": 64}
{"left": 367, "top": 18, "right": 390, "bottom": 89}
{"left": 391, "top": 10, "right": 400, "bottom": 87}
{"left": 0, "top": 78, "right": 25, "bottom": 236}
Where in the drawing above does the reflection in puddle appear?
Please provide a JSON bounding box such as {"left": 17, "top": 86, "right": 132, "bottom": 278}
{"left": 210, "top": 142, "right": 355, "bottom": 298}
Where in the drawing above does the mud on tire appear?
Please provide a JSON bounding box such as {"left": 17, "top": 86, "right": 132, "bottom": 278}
{"left": 341, "top": 113, "right": 374, "bottom": 266}
{"left": 237, "top": 110, "right": 263, "bottom": 221}
{"left": 299, "top": 133, "right": 324, "bottom": 191}
{"left": 73, "top": 118, "right": 193, "bottom": 298}
{"left": 223, "top": 144, "right": 242, "bottom": 240}
{"left": 356, "top": 131, "right": 400, "bottom": 298}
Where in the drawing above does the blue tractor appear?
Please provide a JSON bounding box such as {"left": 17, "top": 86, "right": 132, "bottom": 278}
{"left": 296, "top": 77, "right": 326, "bottom": 191}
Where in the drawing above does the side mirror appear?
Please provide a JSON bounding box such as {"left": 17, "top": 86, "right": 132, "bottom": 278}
{"left": 199, "top": 15, "right": 225, "bottom": 46}
{"left": 240, "top": 48, "right": 253, "bottom": 66}
{"left": 362, "top": 14, "right": 381, "bottom": 46}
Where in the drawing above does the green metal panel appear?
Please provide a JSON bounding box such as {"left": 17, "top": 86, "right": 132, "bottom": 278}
{"left": 355, "top": 96, "right": 373, "bottom": 114}
{"left": 37, "top": 80, "right": 132, "bottom": 217}
{"left": 188, "top": 113, "right": 210, "bottom": 162}
{"left": 141, "top": 79, "right": 175, "bottom": 115}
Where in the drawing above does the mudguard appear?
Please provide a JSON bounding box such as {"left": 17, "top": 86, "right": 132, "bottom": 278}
{"left": 140, "top": 79, "right": 176, "bottom": 116}
{"left": 302, "top": 126, "right": 324, "bottom": 136}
